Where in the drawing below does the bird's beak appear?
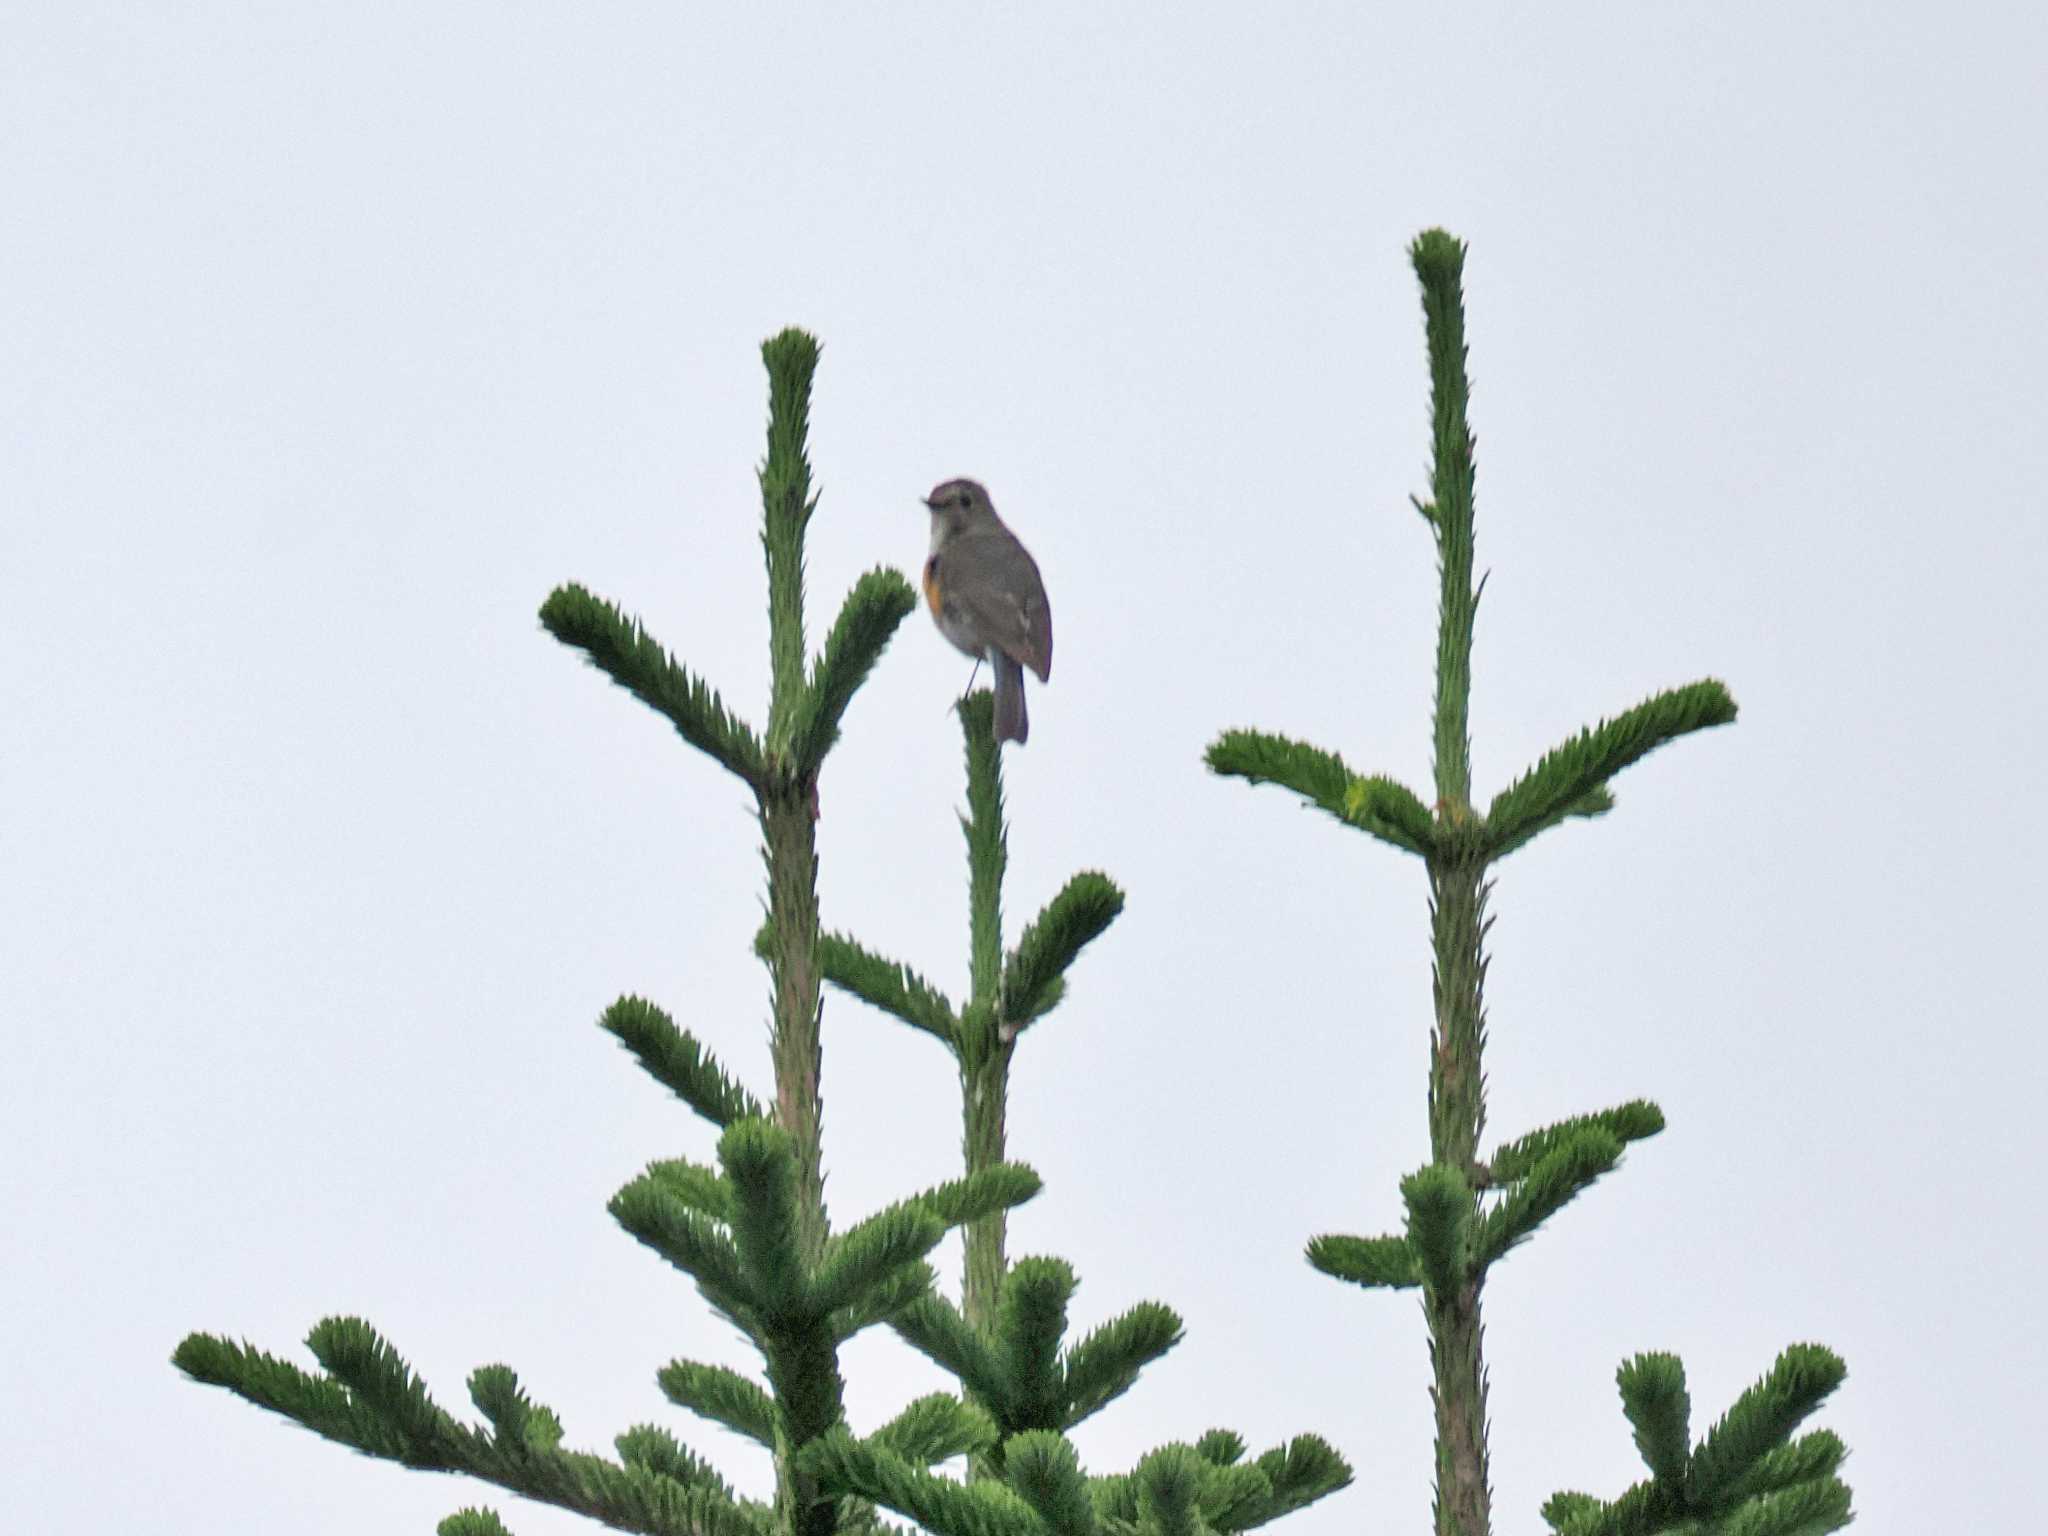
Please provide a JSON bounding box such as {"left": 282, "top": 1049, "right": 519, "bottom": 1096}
{"left": 920, "top": 495, "right": 936, "bottom": 509}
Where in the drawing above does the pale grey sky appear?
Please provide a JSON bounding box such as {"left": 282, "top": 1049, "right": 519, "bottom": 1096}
{"left": 6, "top": 4, "right": 2044, "bottom": 1532}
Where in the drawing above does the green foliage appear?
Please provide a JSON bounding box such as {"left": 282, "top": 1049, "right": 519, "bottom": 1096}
{"left": 892, "top": 1293, "right": 1009, "bottom": 1407}
{"left": 602, "top": 996, "right": 764, "bottom": 1128}
{"left": 1542, "top": 1347, "right": 1851, "bottom": 1536}
{"left": 1003, "top": 873, "right": 1126, "bottom": 1028}
{"left": 616, "top": 1423, "right": 738, "bottom": 1498}
{"left": 1489, "top": 1102, "right": 1664, "bottom": 1184}
{"left": 1400, "top": 1164, "right": 1473, "bottom": 1298}
{"left": 1203, "top": 731, "right": 1434, "bottom": 857}
{"left": 179, "top": 330, "right": 1060, "bottom": 1536}
{"left": 894, "top": 1261, "right": 1189, "bottom": 1447}
{"left": 1615, "top": 1355, "right": 1691, "bottom": 1486}
{"left": 816, "top": 932, "right": 960, "bottom": 1045}
{"left": 1688, "top": 1346, "right": 1847, "bottom": 1504}
{"left": 172, "top": 1331, "right": 416, "bottom": 1463}
{"left": 1202, "top": 232, "right": 1847, "bottom": 1535}
{"left": 959, "top": 690, "right": 1009, "bottom": 1004}
{"left": 722, "top": 1119, "right": 814, "bottom": 1323}
{"left": 811, "top": 1204, "right": 949, "bottom": 1320}
{"left": 539, "top": 584, "right": 764, "bottom": 788}
{"left": 1003, "top": 1431, "right": 1097, "bottom": 1536}
{"left": 804, "top": 1424, "right": 1351, "bottom": 1536}
{"left": 1061, "top": 1303, "right": 1185, "bottom": 1424}
{"left": 1090, "top": 1436, "right": 1354, "bottom": 1536}
{"left": 869, "top": 1394, "right": 1000, "bottom": 1466}
{"left": 827, "top": 1262, "right": 939, "bottom": 1344}
{"left": 1239, "top": 1438, "right": 1357, "bottom": 1530}
{"left": 611, "top": 1176, "right": 757, "bottom": 1328}
{"left": 1486, "top": 681, "right": 1738, "bottom": 860}
{"left": 792, "top": 568, "right": 919, "bottom": 773}
{"left": 914, "top": 1164, "right": 1046, "bottom": 1228}
{"left": 645, "top": 1158, "right": 737, "bottom": 1223}
{"left": 658, "top": 1362, "right": 776, "bottom": 1449}
{"left": 759, "top": 328, "right": 820, "bottom": 751}
{"left": 996, "top": 1258, "right": 1076, "bottom": 1427}
{"left": 1304, "top": 1233, "right": 1423, "bottom": 1291}
{"left": 1472, "top": 1128, "right": 1625, "bottom": 1269}
{"left": 1413, "top": 228, "right": 1480, "bottom": 809}
{"left": 471, "top": 1365, "right": 564, "bottom": 1454}
{"left": 176, "top": 1321, "right": 777, "bottom": 1536}
{"left": 801, "top": 1429, "right": 1044, "bottom": 1536}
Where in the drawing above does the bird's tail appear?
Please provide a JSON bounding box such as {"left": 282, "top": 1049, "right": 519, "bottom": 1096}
{"left": 991, "top": 651, "right": 1029, "bottom": 745}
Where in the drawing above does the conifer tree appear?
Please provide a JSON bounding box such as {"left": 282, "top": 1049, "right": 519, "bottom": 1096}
{"left": 795, "top": 692, "right": 1354, "bottom": 1528}
{"left": 1207, "top": 231, "right": 1854, "bottom": 1536}
{"left": 172, "top": 330, "right": 1350, "bottom": 1536}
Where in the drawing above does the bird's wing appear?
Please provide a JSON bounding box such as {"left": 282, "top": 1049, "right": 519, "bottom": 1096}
{"left": 945, "top": 528, "right": 1052, "bottom": 681}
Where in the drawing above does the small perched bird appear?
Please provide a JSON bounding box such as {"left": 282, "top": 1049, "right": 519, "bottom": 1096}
{"left": 921, "top": 478, "right": 1053, "bottom": 746}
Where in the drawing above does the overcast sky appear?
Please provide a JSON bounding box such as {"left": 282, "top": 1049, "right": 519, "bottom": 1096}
{"left": 7, "top": 5, "right": 2045, "bottom": 1532}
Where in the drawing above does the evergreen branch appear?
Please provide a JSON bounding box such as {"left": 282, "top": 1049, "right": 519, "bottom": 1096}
{"left": 500, "top": 1447, "right": 774, "bottom": 1536}
{"left": 172, "top": 1332, "right": 415, "bottom": 1462}
{"left": 616, "top": 1424, "right": 739, "bottom": 1500}
{"left": 1715, "top": 1478, "right": 1853, "bottom": 1536}
{"left": 1304, "top": 1233, "right": 1422, "bottom": 1290}
{"left": 1485, "top": 681, "right": 1738, "bottom": 861}
{"left": 539, "top": 584, "right": 764, "bottom": 787}
{"left": 811, "top": 1204, "right": 949, "bottom": 1320}
{"left": 759, "top": 329, "right": 820, "bottom": 751}
{"left": 914, "top": 1163, "right": 1046, "bottom": 1229}
{"left": 1544, "top": 1348, "right": 1851, "bottom": 1536}
{"left": 1400, "top": 1164, "right": 1472, "bottom": 1297}
{"left": 800, "top": 1428, "right": 1045, "bottom": 1536}
{"left": 645, "top": 1159, "right": 737, "bottom": 1224}
{"left": 1204, "top": 731, "right": 1434, "bottom": 856}
{"left": 601, "top": 997, "right": 764, "bottom": 1128}
{"left": 1720, "top": 1431, "right": 1847, "bottom": 1504}
{"left": 1231, "top": 1438, "right": 1353, "bottom": 1532}
{"left": 306, "top": 1317, "right": 467, "bottom": 1464}
{"left": 1539, "top": 1491, "right": 1600, "bottom": 1534}
{"left": 869, "top": 1394, "right": 1000, "bottom": 1467}
{"left": 1194, "top": 1431, "right": 1246, "bottom": 1466}
{"left": 183, "top": 1330, "right": 775, "bottom": 1536}
{"left": 997, "top": 1258, "right": 1078, "bottom": 1427}
{"left": 1131, "top": 1446, "right": 1203, "bottom": 1536}
{"left": 1060, "top": 1304, "right": 1185, "bottom": 1427}
{"left": 1413, "top": 227, "right": 1479, "bottom": 810}
{"left": 792, "top": 569, "right": 919, "bottom": 772}
{"left": 836, "top": 1508, "right": 915, "bottom": 1536}
{"left": 718, "top": 1120, "right": 809, "bottom": 1325}
{"left": 892, "top": 1293, "right": 1010, "bottom": 1411}
{"left": 1688, "top": 1345, "right": 1848, "bottom": 1505}
{"left": 818, "top": 932, "right": 959, "bottom": 1046}
{"left": 1545, "top": 1477, "right": 1680, "bottom": 1536}
{"left": 1004, "top": 1431, "right": 1099, "bottom": 1536}
{"left": 830, "top": 1261, "right": 937, "bottom": 1342}
{"left": 441, "top": 1510, "right": 516, "bottom": 1536}
{"left": 658, "top": 1362, "right": 776, "bottom": 1448}
{"left": 959, "top": 691, "right": 1008, "bottom": 1009}
{"left": 1489, "top": 1101, "right": 1664, "bottom": 1184}
{"left": 609, "top": 1180, "right": 756, "bottom": 1329}
{"left": 1472, "top": 1129, "right": 1624, "bottom": 1270}
{"left": 1615, "top": 1354, "right": 1691, "bottom": 1486}
{"left": 1002, "top": 873, "right": 1125, "bottom": 1028}
{"left": 1089, "top": 1468, "right": 1139, "bottom": 1527}
{"left": 469, "top": 1365, "right": 564, "bottom": 1454}
{"left": 1191, "top": 1464, "right": 1276, "bottom": 1534}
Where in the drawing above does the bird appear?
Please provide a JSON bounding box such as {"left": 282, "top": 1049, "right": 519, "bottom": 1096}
{"left": 921, "top": 478, "right": 1053, "bottom": 746}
